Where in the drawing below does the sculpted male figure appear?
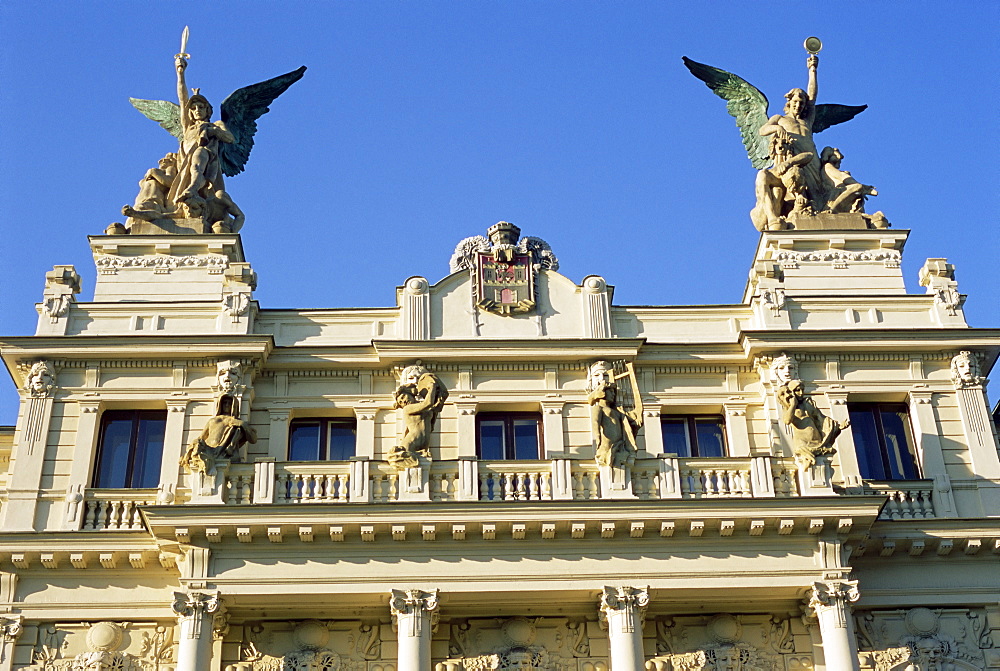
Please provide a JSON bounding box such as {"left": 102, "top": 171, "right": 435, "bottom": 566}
{"left": 182, "top": 394, "right": 257, "bottom": 475}
{"left": 169, "top": 57, "right": 235, "bottom": 216}
{"left": 820, "top": 146, "right": 877, "bottom": 214}
{"left": 588, "top": 361, "right": 643, "bottom": 469}
{"left": 122, "top": 152, "right": 178, "bottom": 224}
{"left": 388, "top": 365, "right": 449, "bottom": 470}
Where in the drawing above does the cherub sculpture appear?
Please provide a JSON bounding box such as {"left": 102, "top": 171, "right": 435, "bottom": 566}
{"left": 389, "top": 365, "right": 449, "bottom": 470}
{"left": 126, "top": 27, "right": 305, "bottom": 232}
{"left": 683, "top": 39, "right": 879, "bottom": 231}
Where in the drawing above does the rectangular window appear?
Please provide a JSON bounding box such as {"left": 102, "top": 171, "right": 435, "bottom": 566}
{"left": 93, "top": 410, "right": 166, "bottom": 488}
{"left": 660, "top": 415, "right": 727, "bottom": 458}
{"left": 288, "top": 419, "right": 357, "bottom": 461}
{"left": 848, "top": 403, "right": 919, "bottom": 480}
{"left": 477, "top": 413, "right": 542, "bottom": 460}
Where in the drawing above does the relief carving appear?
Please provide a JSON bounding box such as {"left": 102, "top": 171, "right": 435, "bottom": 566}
{"left": 441, "top": 617, "right": 594, "bottom": 671}
{"left": 25, "top": 622, "right": 174, "bottom": 671}
{"left": 231, "top": 621, "right": 376, "bottom": 671}
{"left": 950, "top": 351, "right": 985, "bottom": 389}
{"left": 649, "top": 614, "right": 800, "bottom": 671}
{"left": 856, "top": 607, "right": 989, "bottom": 670}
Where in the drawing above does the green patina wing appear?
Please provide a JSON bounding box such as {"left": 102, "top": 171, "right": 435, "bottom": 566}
{"left": 813, "top": 103, "right": 868, "bottom": 134}
{"left": 129, "top": 98, "right": 182, "bottom": 140}
{"left": 218, "top": 66, "right": 307, "bottom": 177}
{"left": 682, "top": 57, "right": 772, "bottom": 169}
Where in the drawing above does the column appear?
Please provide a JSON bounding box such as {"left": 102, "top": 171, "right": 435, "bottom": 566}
{"left": 159, "top": 397, "right": 190, "bottom": 496}
{"left": 62, "top": 399, "right": 102, "bottom": 530}
{"left": 599, "top": 585, "right": 649, "bottom": 671}
{"left": 0, "top": 616, "right": 23, "bottom": 671}
{"left": 722, "top": 401, "right": 750, "bottom": 457}
{"left": 454, "top": 401, "right": 478, "bottom": 458}
{"left": 540, "top": 401, "right": 565, "bottom": 457}
{"left": 172, "top": 591, "right": 221, "bottom": 671}
{"left": 824, "top": 390, "right": 863, "bottom": 489}
{"left": 390, "top": 589, "right": 439, "bottom": 671}
{"left": 908, "top": 387, "right": 957, "bottom": 517}
{"left": 641, "top": 409, "right": 664, "bottom": 455}
{"left": 808, "top": 579, "right": 860, "bottom": 671}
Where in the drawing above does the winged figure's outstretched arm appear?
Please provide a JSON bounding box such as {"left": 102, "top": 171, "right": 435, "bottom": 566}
{"left": 218, "top": 66, "right": 307, "bottom": 177}
{"left": 682, "top": 57, "right": 772, "bottom": 169}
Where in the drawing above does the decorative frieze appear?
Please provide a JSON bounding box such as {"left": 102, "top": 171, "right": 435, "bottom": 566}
{"left": 856, "top": 607, "right": 992, "bottom": 670}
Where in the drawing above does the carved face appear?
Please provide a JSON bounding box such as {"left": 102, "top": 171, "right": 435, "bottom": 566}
{"left": 218, "top": 366, "right": 240, "bottom": 392}
{"left": 190, "top": 100, "right": 211, "bottom": 121}
{"left": 713, "top": 648, "right": 742, "bottom": 671}
{"left": 27, "top": 363, "right": 54, "bottom": 394}
{"left": 400, "top": 365, "right": 427, "bottom": 388}
{"left": 771, "top": 355, "right": 797, "bottom": 384}
{"left": 784, "top": 89, "right": 807, "bottom": 117}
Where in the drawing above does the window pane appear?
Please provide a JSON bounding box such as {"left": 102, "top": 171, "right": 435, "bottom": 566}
{"left": 95, "top": 418, "right": 133, "bottom": 488}
{"left": 131, "top": 415, "right": 166, "bottom": 488}
{"left": 327, "top": 423, "right": 357, "bottom": 461}
{"left": 289, "top": 423, "right": 321, "bottom": 461}
{"left": 512, "top": 420, "right": 540, "bottom": 460}
{"left": 661, "top": 419, "right": 692, "bottom": 458}
{"left": 880, "top": 408, "right": 919, "bottom": 479}
{"left": 479, "top": 420, "right": 506, "bottom": 460}
{"left": 694, "top": 418, "right": 726, "bottom": 458}
{"left": 849, "top": 408, "right": 887, "bottom": 480}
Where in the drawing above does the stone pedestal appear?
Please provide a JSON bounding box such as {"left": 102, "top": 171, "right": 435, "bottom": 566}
{"left": 599, "top": 586, "right": 649, "bottom": 671}
{"left": 390, "top": 589, "right": 438, "bottom": 671}
{"left": 743, "top": 230, "right": 909, "bottom": 301}
{"left": 396, "top": 460, "right": 431, "bottom": 502}
{"left": 89, "top": 234, "right": 248, "bottom": 302}
{"left": 598, "top": 464, "right": 636, "bottom": 500}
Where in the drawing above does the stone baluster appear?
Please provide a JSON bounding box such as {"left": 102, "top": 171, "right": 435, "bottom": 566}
{"left": 391, "top": 588, "right": 439, "bottom": 671}
{"left": 807, "top": 579, "right": 861, "bottom": 671}
{"left": 599, "top": 585, "right": 649, "bottom": 671}
{"left": 172, "top": 591, "right": 221, "bottom": 671}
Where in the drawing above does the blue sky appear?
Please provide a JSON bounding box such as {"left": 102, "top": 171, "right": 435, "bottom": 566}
{"left": 1, "top": 1, "right": 997, "bottom": 422}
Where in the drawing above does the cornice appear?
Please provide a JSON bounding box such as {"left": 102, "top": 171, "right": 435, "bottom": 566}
{"left": 372, "top": 338, "right": 645, "bottom": 362}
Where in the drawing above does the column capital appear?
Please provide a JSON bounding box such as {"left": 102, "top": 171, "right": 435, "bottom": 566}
{"left": 599, "top": 585, "right": 650, "bottom": 632}
{"left": 0, "top": 615, "right": 22, "bottom": 643}
{"left": 390, "top": 589, "right": 439, "bottom": 637}
{"left": 807, "top": 578, "right": 859, "bottom": 615}
{"left": 390, "top": 588, "right": 439, "bottom": 618}
{"left": 172, "top": 590, "right": 221, "bottom": 618}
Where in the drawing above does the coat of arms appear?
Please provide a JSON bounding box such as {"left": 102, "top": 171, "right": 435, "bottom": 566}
{"left": 449, "top": 221, "right": 558, "bottom": 316}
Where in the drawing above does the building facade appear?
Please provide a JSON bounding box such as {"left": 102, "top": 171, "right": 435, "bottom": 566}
{"left": 0, "top": 215, "right": 998, "bottom": 671}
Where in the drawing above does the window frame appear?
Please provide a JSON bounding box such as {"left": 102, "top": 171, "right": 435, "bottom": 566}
{"left": 848, "top": 402, "right": 920, "bottom": 481}
{"left": 475, "top": 412, "right": 543, "bottom": 460}
{"left": 659, "top": 414, "right": 729, "bottom": 458}
{"left": 92, "top": 409, "right": 167, "bottom": 489}
{"left": 287, "top": 417, "right": 358, "bottom": 461}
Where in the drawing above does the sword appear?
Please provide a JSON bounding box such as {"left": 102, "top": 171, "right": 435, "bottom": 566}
{"left": 176, "top": 25, "right": 190, "bottom": 61}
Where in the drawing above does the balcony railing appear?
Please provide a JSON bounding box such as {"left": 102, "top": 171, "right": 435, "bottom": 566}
{"left": 218, "top": 455, "right": 800, "bottom": 506}
{"left": 81, "top": 488, "right": 158, "bottom": 530}
{"left": 863, "top": 480, "right": 936, "bottom": 520}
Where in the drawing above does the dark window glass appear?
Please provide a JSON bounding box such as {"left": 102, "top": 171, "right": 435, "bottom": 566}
{"left": 660, "top": 415, "right": 728, "bottom": 458}
{"left": 288, "top": 419, "right": 356, "bottom": 461}
{"left": 94, "top": 410, "right": 166, "bottom": 488}
{"left": 477, "top": 414, "right": 541, "bottom": 460}
{"left": 849, "top": 403, "right": 919, "bottom": 480}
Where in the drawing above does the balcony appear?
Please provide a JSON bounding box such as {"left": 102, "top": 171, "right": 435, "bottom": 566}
{"left": 862, "top": 480, "right": 937, "bottom": 520}
{"left": 74, "top": 457, "right": 812, "bottom": 530}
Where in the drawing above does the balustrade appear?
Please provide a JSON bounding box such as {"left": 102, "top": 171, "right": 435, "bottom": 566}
{"left": 81, "top": 488, "right": 157, "bottom": 530}
{"left": 864, "top": 480, "right": 936, "bottom": 519}
{"left": 83, "top": 456, "right": 814, "bottom": 525}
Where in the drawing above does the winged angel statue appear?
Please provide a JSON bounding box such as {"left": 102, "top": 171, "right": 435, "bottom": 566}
{"left": 684, "top": 45, "right": 882, "bottom": 231}
{"left": 123, "top": 28, "right": 305, "bottom": 234}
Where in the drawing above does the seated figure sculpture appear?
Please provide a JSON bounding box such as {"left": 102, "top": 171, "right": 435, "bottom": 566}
{"left": 588, "top": 361, "right": 643, "bottom": 469}
{"left": 820, "top": 146, "right": 877, "bottom": 214}
{"left": 777, "top": 379, "right": 849, "bottom": 467}
{"left": 182, "top": 394, "right": 257, "bottom": 476}
{"left": 388, "top": 365, "right": 449, "bottom": 470}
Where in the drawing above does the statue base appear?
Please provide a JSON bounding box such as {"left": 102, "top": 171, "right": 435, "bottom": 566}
{"left": 188, "top": 459, "right": 232, "bottom": 504}
{"left": 787, "top": 212, "right": 870, "bottom": 230}
{"left": 127, "top": 217, "right": 207, "bottom": 235}
{"left": 89, "top": 233, "right": 247, "bottom": 302}
{"left": 797, "top": 454, "right": 835, "bottom": 496}
{"left": 395, "top": 459, "right": 431, "bottom": 502}
{"left": 598, "top": 463, "right": 637, "bottom": 500}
